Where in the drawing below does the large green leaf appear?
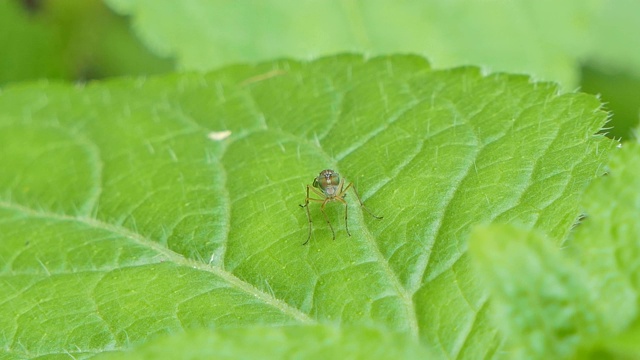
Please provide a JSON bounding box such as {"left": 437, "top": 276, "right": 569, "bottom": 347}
{"left": 105, "top": 0, "right": 640, "bottom": 88}
{"left": 92, "top": 325, "right": 433, "bottom": 359}
{"left": 469, "top": 225, "right": 604, "bottom": 359}
{"left": 468, "top": 142, "right": 640, "bottom": 359}
{"left": 0, "top": 55, "right": 612, "bottom": 358}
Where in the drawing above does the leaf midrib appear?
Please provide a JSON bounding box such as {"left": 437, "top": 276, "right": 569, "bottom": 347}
{"left": 0, "top": 200, "right": 314, "bottom": 324}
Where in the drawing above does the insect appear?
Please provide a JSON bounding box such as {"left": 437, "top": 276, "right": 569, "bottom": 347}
{"left": 299, "top": 169, "right": 382, "bottom": 245}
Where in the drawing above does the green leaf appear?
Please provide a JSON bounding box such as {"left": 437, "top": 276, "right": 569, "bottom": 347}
{"left": 92, "top": 325, "right": 433, "bottom": 359}
{"left": 105, "top": 0, "right": 640, "bottom": 88}
{"left": 569, "top": 142, "right": 640, "bottom": 357}
{"left": 0, "top": 55, "right": 611, "bottom": 358}
{"left": 469, "top": 225, "right": 603, "bottom": 359}
{"left": 568, "top": 143, "right": 640, "bottom": 326}
{"left": 468, "top": 143, "right": 640, "bottom": 359}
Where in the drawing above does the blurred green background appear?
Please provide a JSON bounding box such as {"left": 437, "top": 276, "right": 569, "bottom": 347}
{"left": 0, "top": 0, "right": 174, "bottom": 82}
{"left": 1, "top": 0, "right": 638, "bottom": 140}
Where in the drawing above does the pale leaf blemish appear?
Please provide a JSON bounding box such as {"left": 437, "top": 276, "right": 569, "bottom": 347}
{"left": 207, "top": 130, "right": 232, "bottom": 141}
{"left": 167, "top": 148, "right": 178, "bottom": 161}
{"left": 240, "top": 69, "right": 286, "bottom": 86}
{"left": 145, "top": 141, "right": 155, "bottom": 154}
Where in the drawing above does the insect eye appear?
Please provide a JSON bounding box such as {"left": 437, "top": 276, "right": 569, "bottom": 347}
{"left": 312, "top": 178, "right": 320, "bottom": 188}
{"left": 330, "top": 173, "right": 340, "bottom": 185}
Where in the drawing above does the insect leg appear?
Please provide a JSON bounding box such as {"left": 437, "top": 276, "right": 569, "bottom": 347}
{"left": 300, "top": 186, "right": 326, "bottom": 245}
{"left": 303, "top": 185, "right": 313, "bottom": 245}
{"left": 336, "top": 197, "right": 350, "bottom": 236}
{"left": 320, "top": 198, "right": 336, "bottom": 240}
{"left": 344, "top": 182, "right": 383, "bottom": 219}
